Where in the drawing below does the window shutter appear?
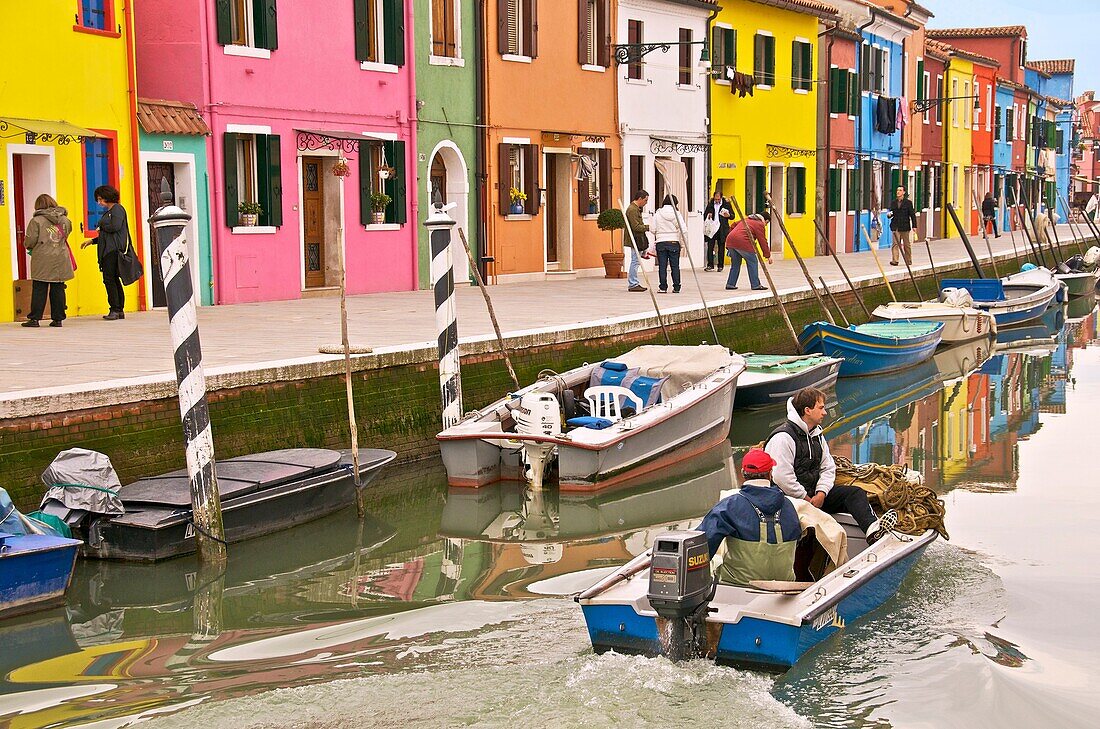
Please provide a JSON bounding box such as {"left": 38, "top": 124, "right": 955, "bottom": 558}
{"left": 255, "top": 0, "right": 278, "bottom": 50}
{"left": 524, "top": 0, "right": 538, "bottom": 59}
{"left": 860, "top": 44, "right": 870, "bottom": 92}
{"left": 215, "top": 0, "right": 233, "bottom": 45}
{"left": 524, "top": 144, "right": 540, "bottom": 214}
{"left": 786, "top": 169, "right": 794, "bottom": 215}
{"left": 791, "top": 42, "right": 801, "bottom": 90}
{"left": 383, "top": 140, "right": 407, "bottom": 224}
{"left": 497, "top": 0, "right": 509, "bottom": 55}
{"left": 577, "top": 0, "right": 588, "bottom": 65}
{"left": 383, "top": 0, "right": 405, "bottom": 66}
{"left": 726, "top": 29, "right": 736, "bottom": 69}
{"left": 498, "top": 143, "right": 511, "bottom": 214}
{"left": 754, "top": 34, "right": 764, "bottom": 79}
{"left": 799, "top": 169, "right": 807, "bottom": 214}
{"left": 599, "top": 148, "right": 612, "bottom": 210}
{"left": 354, "top": 0, "right": 371, "bottom": 61}
{"left": 259, "top": 134, "right": 282, "bottom": 227}
{"left": 828, "top": 68, "right": 839, "bottom": 112}
{"left": 766, "top": 36, "right": 775, "bottom": 85}
{"left": 597, "top": 0, "right": 610, "bottom": 67}
{"left": 916, "top": 60, "right": 924, "bottom": 100}
{"left": 801, "top": 42, "right": 812, "bottom": 91}
{"left": 223, "top": 132, "right": 239, "bottom": 228}
{"left": 577, "top": 153, "right": 589, "bottom": 213}
{"left": 359, "top": 146, "right": 372, "bottom": 226}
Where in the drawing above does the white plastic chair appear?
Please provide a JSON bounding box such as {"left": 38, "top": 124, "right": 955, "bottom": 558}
{"left": 584, "top": 385, "right": 644, "bottom": 423}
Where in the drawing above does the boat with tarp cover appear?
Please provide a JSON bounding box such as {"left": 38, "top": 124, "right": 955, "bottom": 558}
{"left": 798, "top": 321, "right": 944, "bottom": 377}
{"left": 734, "top": 354, "right": 842, "bottom": 408}
{"left": 1, "top": 488, "right": 81, "bottom": 618}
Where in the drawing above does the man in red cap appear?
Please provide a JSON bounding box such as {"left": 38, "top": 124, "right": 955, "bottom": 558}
{"left": 697, "top": 448, "right": 801, "bottom": 586}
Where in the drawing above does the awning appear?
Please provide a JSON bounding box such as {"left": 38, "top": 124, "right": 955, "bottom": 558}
{"left": 295, "top": 128, "right": 395, "bottom": 152}
{"left": 136, "top": 99, "right": 210, "bottom": 136}
{"left": 0, "top": 116, "right": 105, "bottom": 142}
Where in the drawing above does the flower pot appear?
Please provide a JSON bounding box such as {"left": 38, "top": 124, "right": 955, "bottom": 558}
{"left": 588, "top": 203, "right": 598, "bottom": 215}
{"left": 238, "top": 213, "right": 258, "bottom": 227}
{"left": 509, "top": 202, "right": 525, "bottom": 215}
{"left": 371, "top": 210, "right": 386, "bottom": 224}
{"left": 601, "top": 251, "right": 626, "bottom": 279}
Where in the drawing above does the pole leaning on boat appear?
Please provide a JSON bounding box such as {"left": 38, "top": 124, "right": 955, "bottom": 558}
{"left": 945, "top": 203, "right": 987, "bottom": 279}
{"left": 426, "top": 200, "right": 463, "bottom": 429}
{"left": 150, "top": 180, "right": 226, "bottom": 566}
{"left": 813, "top": 217, "right": 871, "bottom": 319}
{"left": 765, "top": 192, "right": 836, "bottom": 325}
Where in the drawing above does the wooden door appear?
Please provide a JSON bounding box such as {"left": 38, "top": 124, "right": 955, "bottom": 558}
{"left": 146, "top": 162, "right": 175, "bottom": 308}
{"left": 545, "top": 154, "right": 558, "bottom": 264}
{"left": 302, "top": 157, "right": 325, "bottom": 288}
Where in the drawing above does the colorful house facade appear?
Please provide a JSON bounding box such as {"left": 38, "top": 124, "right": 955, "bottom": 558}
{"left": 135, "top": 0, "right": 418, "bottom": 305}
{"left": 820, "top": 21, "right": 861, "bottom": 253}
{"left": 2, "top": 0, "right": 144, "bottom": 322}
{"left": 709, "top": 0, "right": 836, "bottom": 260}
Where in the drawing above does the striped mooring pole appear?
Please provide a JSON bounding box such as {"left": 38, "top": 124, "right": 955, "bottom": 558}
{"left": 150, "top": 180, "right": 226, "bottom": 565}
{"left": 426, "top": 199, "right": 463, "bottom": 428}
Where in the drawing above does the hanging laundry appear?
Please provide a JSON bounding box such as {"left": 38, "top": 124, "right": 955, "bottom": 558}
{"left": 875, "top": 96, "right": 898, "bottom": 134}
{"left": 897, "top": 96, "right": 910, "bottom": 131}
{"left": 725, "top": 67, "right": 756, "bottom": 98}
{"left": 574, "top": 154, "right": 596, "bottom": 181}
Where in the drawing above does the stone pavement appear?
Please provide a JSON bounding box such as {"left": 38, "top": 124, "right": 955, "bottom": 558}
{"left": 0, "top": 225, "right": 1085, "bottom": 402}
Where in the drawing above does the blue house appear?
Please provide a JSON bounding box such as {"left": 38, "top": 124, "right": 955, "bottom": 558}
{"left": 993, "top": 83, "right": 1016, "bottom": 231}
{"left": 1025, "top": 60, "right": 1076, "bottom": 221}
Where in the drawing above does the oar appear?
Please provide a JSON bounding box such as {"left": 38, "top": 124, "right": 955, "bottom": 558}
{"left": 457, "top": 228, "right": 519, "bottom": 391}
{"left": 727, "top": 192, "right": 802, "bottom": 353}
{"left": 1013, "top": 180, "right": 1047, "bottom": 267}
{"left": 923, "top": 237, "right": 939, "bottom": 280}
{"left": 765, "top": 192, "right": 836, "bottom": 325}
{"left": 946, "top": 203, "right": 987, "bottom": 279}
{"left": 812, "top": 217, "right": 871, "bottom": 318}
{"left": 1021, "top": 186, "right": 1061, "bottom": 267}
{"left": 617, "top": 198, "right": 672, "bottom": 345}
{"left": 971, "top": 190, "right": 1001, "bottom": 279}
{"left": 820, "top": 276, "right": 851, "bottom": 326}
{"left": 754, "top": 353, "right": 824, "bottom": 367}
{"left": 574, "top": 551, "right": 652, "bottom": 601}
{"left": 860, "top": 222, "right": 898, "bottom": 301}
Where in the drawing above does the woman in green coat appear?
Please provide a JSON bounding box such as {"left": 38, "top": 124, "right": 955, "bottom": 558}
{"left": 21, "top": 194, "right": 74, "bottom": 327}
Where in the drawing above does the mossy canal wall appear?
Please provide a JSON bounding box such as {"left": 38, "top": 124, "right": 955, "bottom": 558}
{"left": 0, "top": 247, "right": 1072, "bottom": 509}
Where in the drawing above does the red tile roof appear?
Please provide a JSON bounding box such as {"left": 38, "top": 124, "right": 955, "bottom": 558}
{"left": 1027, "top": 59, "right": 1075, "bottom": 75}
{"left": 750, "top": 0, "right": 839, "bottom": 19}
{"left": 923, "top": 39, "right": 998, "bottom": 67}
{"left": 926, "top": 26, "right": 1027, "bottom": 39}
{"left": 136, "top": 98, "right": 210, "bottom": 136}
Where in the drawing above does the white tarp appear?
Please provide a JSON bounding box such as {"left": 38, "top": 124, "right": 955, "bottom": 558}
{"left": 39, "top": 448, "right": 124, "bottom": 516}
{"left": 616, "top": 344, "right": 738, "bottom": 398}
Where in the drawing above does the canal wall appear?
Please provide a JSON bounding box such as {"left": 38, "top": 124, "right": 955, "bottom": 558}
{"left": 0, "top": 244, "right": 1080, "bottom": 509}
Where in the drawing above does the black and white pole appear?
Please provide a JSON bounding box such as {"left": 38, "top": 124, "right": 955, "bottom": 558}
{"left": 150, "top": 180, "right": 226, "bottom": 565}
{"left": 426, "top": 198, "right": 463, "bottom": 428}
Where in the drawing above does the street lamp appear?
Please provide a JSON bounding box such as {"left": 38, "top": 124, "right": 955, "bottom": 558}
{"left": 912, "top": 95, "right": 981, "bottom": 115}
{"left": 613, "top": 38, "right": 710, "bottom": 71}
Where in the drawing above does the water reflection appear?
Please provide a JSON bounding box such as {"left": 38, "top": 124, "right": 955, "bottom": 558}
{"left": 1, "top": 300, "right": 1098, "bottom": 728}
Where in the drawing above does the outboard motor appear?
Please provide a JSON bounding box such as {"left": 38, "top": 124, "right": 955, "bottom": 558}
{"left": 37, "top": 449, "right": 124, "bottom": 540}
{"left": 510, "top": 392, "right": 561, "bottom": 490}
{"left": 1083, "top": 246, "right": 1100, "bottom": 269}
{"left": 647, "top": 531, "right": 716, "bottom": 661}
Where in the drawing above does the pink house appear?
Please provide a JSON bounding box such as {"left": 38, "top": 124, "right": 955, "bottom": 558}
{"left": 135, "top": 0, "right": 418, "bottom": 304}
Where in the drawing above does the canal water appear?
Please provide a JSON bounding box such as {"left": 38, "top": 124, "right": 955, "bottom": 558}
{"left": 2, "top": 298, "right": 1098, "bottom": 728}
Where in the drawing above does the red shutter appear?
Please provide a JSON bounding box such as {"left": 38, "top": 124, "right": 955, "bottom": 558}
{"left": 577, "top": 0, "right": 588, "bottom": 65}
{"left": 498, "top": 143, "right": 511, "bottom": 214}
{"left": 597, "top": 0, "right": 611, "bottom": 68}
{"left": 599, "top": 148, "right": 612, "bottom": 210}
{"left": 524, "top": 0, "right": 538, "bottom": 58}
{"left": 525, "top": 144, "right": 541, "bottom": 214}
{"left": 497, "top": 0, "right": 509, "bottom": 55}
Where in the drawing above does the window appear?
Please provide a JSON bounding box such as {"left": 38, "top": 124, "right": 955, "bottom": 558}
{"left": 629, "top": 155, "right": 645, "bottom": 199}
{"left": 828, "top": 67, "right": 858, "bottom": 115}
{"left": 83, "top": 136, "right": 116, "bottom": 232}
{"left": 358, "top": 139, "right": 407, "bottom": 225}
{"left": 499, "top": 0, "right": 537, "bottom": 58}
{"left": 986, "top": 85, "right": 993, "bottom": 131}
{"left": 223, "top": 132, "right": 283, "bottom": 228}
{"left": 678, "top": 28, "right": 693, "bottom": 85}
{"left": 847, "top": 167, "right": 861, "bottom": 212}
{"left": 578, "top": 1, "right": 609, "bottom": 67}
{"left": 712, "top": 26, "right": 736, "bottom": 81}
{"left": 431, "top": 0, "right": 458, "bottom": 58}
{"left": 654, "top": 158, "right": 667, "bottom": 207}
{"left": 922, "top": 71, "right": 931, "bottom": 125}
{"left": 1057, "top": 127, "right": 1065, "bottom": 150}
{"left": 683, "top": 157, "right": 694, "bottom": 211}
{"left": 626, "top": 19, "right": 643, "bottom": 80}
{"left": 754, "top": 33, "right": 775, "bottom": 87}
{"left": 577, "top": 148, "right": 611, "bottom": 214}
{"left": 786, "top": 166, "right": 806, "bottom": 215}
{"left": 827, "top": 167, "right": 842, "bottom": 212}
{"left": 498, "top": 143, "right": 539, "bottom": 216}
{"left": 791, "top": 40, "right": 812, "bottom": 92}
{"left": 994, "top": 105, "right": 1002, "bottom": 140}
{"left": 916, "top": 59, "right": 925, "bottom": 101}
{"left": 951, "top": 79, "right": 959, "bottom": 127}
{"left": 355, "top": 0, "right": 405, "bottom": 66}
{"left": 78, "top": 0, "right": 111, "bottom": 32}
{"left": 745, "top": 165, "right": 766, "bottom": 214}
{"left": 934, "top": 75, "right": 943, "bottom": 125}
{"left": 216, "top": 0, "right": 278, "bottom": 50}
{"left": 860, "top": 44, "right": 887, "bottom": 94}
{"left": 963, "top": 81, "right": 970, "bottom": 129}
{"left": 1020, "top": 40, "right": 1027, "bottom": 68}
{"left": 1008, "top": 104, "right": 1016, "bottom": 140}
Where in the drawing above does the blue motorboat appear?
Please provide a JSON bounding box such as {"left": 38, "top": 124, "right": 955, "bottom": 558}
{"left": 576, "top": 520, "right": 937, "bottom": 671}
{"left": 1, "top": 489, "right": 81, "bottom": 618}
{"left": 941, "top": 268, "right": 1061, "bottom": 329}
{"left": 798, "top": 321, "right": 944, "bottom": 377}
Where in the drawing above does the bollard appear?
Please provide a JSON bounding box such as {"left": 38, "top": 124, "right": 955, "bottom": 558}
{"left": 150, "top": 180, "right": 226, "bottom": 566}
{"left": 426, "top": 200, "right": 463, "bottom": 429}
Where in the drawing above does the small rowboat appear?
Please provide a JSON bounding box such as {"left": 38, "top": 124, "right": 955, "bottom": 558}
{"left": 798, "top": 321, "right": 944, "bottom": 377}
{"left": 734, "top": 354, "right": 842, "bottom": 408}
{"left": 1054, "top": 270, "right": 1098, "bottom": 298}
{"left": 871, "top": 301, "right": 996, "bottom": 343}
{"left": 1, "top": 488, "right": 81, "bottom": 618}
{"left": 940, "top": 268, "right": 1061, "bottom": 329}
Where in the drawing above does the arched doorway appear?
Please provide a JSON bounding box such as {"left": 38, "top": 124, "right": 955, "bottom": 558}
{"left": 427, "top": 142, "right": 470, "bottom": 283}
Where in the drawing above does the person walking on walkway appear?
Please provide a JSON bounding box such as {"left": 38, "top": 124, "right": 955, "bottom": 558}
{"left": 651, "top": 195, "right": 686, "bottom": 294}
{"left": 21, "top": 194, "right": 74, "bottom": 328}
{"left": 724, "top": 211, "right": 771, "bottom": 291}
{"left": 80, "top": 185, "right": 129, "bottom": 320}
{"left": 625, "top": 190, "right": 650, "bottom": 292}
{"left": 887, "top": 186, "right": 917, "bottom": 266}
{"left": 703, "top": 190, "right": 733, "bottom": 272}
{"left": 981, "top": 192, "right": 1000, "bottom": 237}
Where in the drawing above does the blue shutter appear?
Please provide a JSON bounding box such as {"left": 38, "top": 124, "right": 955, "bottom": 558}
{"left": 84, "top": 139, "right": 110, "bottom": 230}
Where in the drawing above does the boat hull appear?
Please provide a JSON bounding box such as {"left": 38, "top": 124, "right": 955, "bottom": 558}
{"left": 0, "top": 535, "right": 81, "bottom": 618}
{"left": 799, "top": 322, "right": 943, "bottom": 377}
{"left": 871, "top": 303, "right": 996, "bottom": 343}
{"left": 1055, "top": 271, "right": 1098, "bottom": 298}
{"left": 941, "top": 275, "right": 1060, "bottom": 328}
{"left": 734, "top": 358, "right": 842, "bottom": 408}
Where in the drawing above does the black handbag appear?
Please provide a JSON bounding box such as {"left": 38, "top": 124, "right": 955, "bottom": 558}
{"left": 117, "top": 234, "right": 144, "bottom": 286}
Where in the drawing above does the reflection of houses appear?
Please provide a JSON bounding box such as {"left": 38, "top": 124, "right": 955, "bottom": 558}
{"left": 3, "top": 1, "right": 144, "bottom": 321}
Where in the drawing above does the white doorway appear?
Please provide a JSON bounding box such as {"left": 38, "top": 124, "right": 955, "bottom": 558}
{"left": 543, "top": 150, "right": 573, "bottom": 272}
{"left": 426, "top": 141, "right": 471, "bottom": 283}
{"left": 768, "top": 164, "right": 784, "bottom": 254}
{"left": 6, "top": 145, "right": 56, "bottom": 281}
{"left": 139, "top": 152, "right": 201, "bottom": 307}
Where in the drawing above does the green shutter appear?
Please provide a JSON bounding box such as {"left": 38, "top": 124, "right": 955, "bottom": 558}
{"left": 359, "top": 146, "right": 373, "bottom": 226}
{"left": 384, "top": 140, "right": 407, "bottom": 224}
{"left": 801, "top": 42, "right": 812, "bottom": 91}
{"left": 383, "top": 0, "right": 405, "bottom": 66}
{"left": 766, "top": 36, "right": 775, "bottom": 86}
{"left": 223, "top": 133, "right": 239, "bottom": 227}
{"left": 791, "top": 42, "right": 801, "bottom": 90}
{"left": 828, "top": 67, "right": 840, "bottom": 113}
{"left": 828, "top": 168, "right": 839, "bottom": 212}
{"left": 257, "top": 134, "right": 282, "bottom": 227}
{"left": 848, "top": 71, "right": 859, "bottom": 116}
{"left": 215, "top": 0, "right": 233, "bottom": 45}
{"left": 254, "top": 0, "right": 278, "bottom": 50}
{"left": 727, "top": 29, "right": 736, "bottom": 69}
{"left": 799, "top": 168, "right": 807, "bottom": 214}
{"left": 353, "top": 0, "right": 370, "bottom": 61}
{"left": 916, "top": 60, "right": 924, "bottom": 101}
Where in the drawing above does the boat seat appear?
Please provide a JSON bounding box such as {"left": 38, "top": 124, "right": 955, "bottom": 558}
{"left": 589, "top": 361, "right": 640, "bottom": 389}
{"left": 583, "top": 385, "right": 644, "bottom": 423}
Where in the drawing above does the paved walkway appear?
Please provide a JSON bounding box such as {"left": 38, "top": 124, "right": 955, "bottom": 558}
{"left": 1, "top": 226, "right": 1084, "bottom": 398}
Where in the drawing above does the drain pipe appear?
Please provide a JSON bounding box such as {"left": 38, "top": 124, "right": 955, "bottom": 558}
{"left": 819, "top": 20, "right": 837, "bottom": 255}
{"left": 704, "top": 4, "right": 720, "bottom": 197}
{"left": 121, "top": 0, "right": 147, "bottom": 311}
{"left": 474, "top": 0, "right": 489, "bottom": 283}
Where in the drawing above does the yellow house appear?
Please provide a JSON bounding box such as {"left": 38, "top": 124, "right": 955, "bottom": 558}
{"left": 709, "top": 0, "right": 837, "bottom": 259}
{"left": 1, "top": 1, "right": 142, "bottom": 322}
{"left": 943, "top": 54, "right": 974, "bottom": 236}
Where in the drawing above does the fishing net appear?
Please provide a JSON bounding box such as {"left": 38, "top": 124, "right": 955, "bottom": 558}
{"left": 833, "top": 456, "right": 949, "bottom": 539}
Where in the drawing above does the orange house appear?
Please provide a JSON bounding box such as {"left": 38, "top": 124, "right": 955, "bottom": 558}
{"left": 970, "top": 57, "right": 999, "bottom": 231}
{"left": 482, "top": 1, "right": 621, "bottom": 281}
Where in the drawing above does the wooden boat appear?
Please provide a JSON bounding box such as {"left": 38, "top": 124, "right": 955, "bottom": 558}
{"left": 40, "top": 448, "right": 396, "bottom": 562}
{"left": 1054, "top": 270, "right": 1098, "bottom": 298}
{"left": 576, "top": 519, "right": 937, "bottom": 671}
{"left": 940, "top": 268, "right": 1061, "bottom": 329}
{"left": 1, "top": 489, "right": 82, "bottom": 618}
{"left": 734, "top": 354, "right": 842, "bottom": 408}
{"left": 798, "top": 321, "right": 944, "bottom": 377}
{"left": 437, "top": 345, "right": 744, "bottom": 490}
{"left": 872, "top": 301, "right": 996, "bottom": 343}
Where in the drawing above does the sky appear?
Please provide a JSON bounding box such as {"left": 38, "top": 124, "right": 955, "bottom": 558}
{"left": 925, "top": 0, "right": 1099, "bottom": 95}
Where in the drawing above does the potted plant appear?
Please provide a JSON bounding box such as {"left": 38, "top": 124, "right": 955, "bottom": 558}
{"left": 238, "top": 200, "right": 263, "bottom": 226}
{"left": 588, "top": 196, "right": 600, "bottom": 215}
{"left": 509, "top": 187, "right": 527, "bottom": 215}
{"left": 596, "top": 208, "right": 627, "bottom": 278}
{"left": 370, "top": 192, "right": 391, "bottom": 224}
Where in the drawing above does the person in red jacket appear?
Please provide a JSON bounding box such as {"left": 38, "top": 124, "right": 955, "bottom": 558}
{"left": 724, "top": 211, "right": 772, "bottom": 290}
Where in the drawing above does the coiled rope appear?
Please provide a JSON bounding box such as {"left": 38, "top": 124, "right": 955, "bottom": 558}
{"left": 834, "top": 455, "right": 949, "bottom": 539}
